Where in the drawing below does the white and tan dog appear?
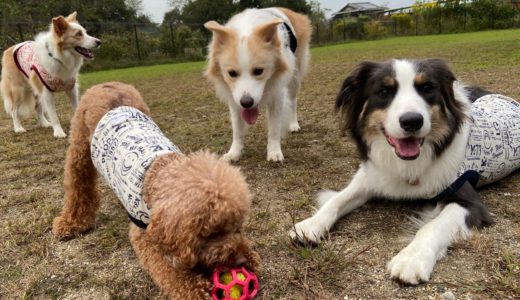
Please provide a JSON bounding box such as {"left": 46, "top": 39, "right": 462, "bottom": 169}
{"left": 1, "top": 12, "right": 100, "bottom": 137}
{"left": 205, "top": 7, "right": 311, "bottom": 162}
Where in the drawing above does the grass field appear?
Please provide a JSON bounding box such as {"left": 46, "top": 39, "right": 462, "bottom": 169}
{"left": 1, "top": 29, "right": 519, "bottom": 299}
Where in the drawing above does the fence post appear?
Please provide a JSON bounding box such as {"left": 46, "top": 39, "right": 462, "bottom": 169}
{"left": 415, "top": 13, "right": 418, "bottom": 35}
{"left": 169, "top": 22, "right": 176, "bottom": 57}
{"left": 330, "top": 22, "right": 333, "bottom": 41}
{"left": 17, "top": 23, "right": 24, "bottom": 42}
{"left": 439, "top": 9, "right": 442, "bottom": 34}
{"left": 343, "top": 18, "right": 346, "bottom": 40}
{"left": 316, "top": 23, "right": 320, "bottom": 45}
{"left": 133, "top": 24, "right": 141, "bottom": 61}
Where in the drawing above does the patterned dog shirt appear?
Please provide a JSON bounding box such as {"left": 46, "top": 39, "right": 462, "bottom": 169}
{"left": 91, "top": 106, "right": 181, "bottom": 228}
{"left": 13, "top": 41, "right": 76, "bottom": 92}
{"left": 458, "top": 94, "right": 520, "bottom": 186}
{"left": 436, "top": 94, "right": 520, "bottom": 200}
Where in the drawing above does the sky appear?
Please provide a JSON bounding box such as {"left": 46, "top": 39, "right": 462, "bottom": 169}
{"left": 141, "top": 0, "right": 417, "bottom": 24}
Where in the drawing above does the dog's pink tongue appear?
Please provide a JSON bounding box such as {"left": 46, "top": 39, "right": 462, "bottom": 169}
{"left": 389, "top": 137, "right": 421, "bottom": 159}
{"left": 240, "top": 107, "right": 260, "bottom": 125}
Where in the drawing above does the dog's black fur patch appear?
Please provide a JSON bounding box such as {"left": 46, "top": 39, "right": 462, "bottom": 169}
{"left": 464, "top": 86, "right": 493, "bottom": 103}
{"left": 439, "top": 181, "right": 494, "bottom": 229}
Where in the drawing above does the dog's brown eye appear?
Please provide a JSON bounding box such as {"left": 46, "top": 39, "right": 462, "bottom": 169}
{"left": 228, "top": 70, "right": 239, "bottom": 78}
{"left": 378, "top": 88, "right": 390, "bottom": 97}
{"left": 419, "top": 83, "right": 434, "bottom": 93}
{"left": 76, "top": 31, "right": 83, "bottom": 37}
{"left": 252, "top": 68, "right": 263, "bottom": 76}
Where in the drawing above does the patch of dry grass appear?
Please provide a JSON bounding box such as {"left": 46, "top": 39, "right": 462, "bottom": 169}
{"left": 1, "top": 29, "right": 520, "bottom": 299}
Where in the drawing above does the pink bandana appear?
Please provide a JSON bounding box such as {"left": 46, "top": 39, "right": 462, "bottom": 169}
{"left": 13, "top": 41, "right": 75, "bottom": 92}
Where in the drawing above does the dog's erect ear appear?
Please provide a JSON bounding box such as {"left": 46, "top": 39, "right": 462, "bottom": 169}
{"left": 66, "top": 11, "right": 77, "bottom": 23}
{"left": 335, "top": 61, "right": 379, "bottom": 134}
{"left": 254, "top": 19, "right": 283, "bottom": 45}
{"left": 52, "top": 16, "right": 69, "bottom": 37}
{"left": 205, "top": 21, "right": 232, "bottom": 46}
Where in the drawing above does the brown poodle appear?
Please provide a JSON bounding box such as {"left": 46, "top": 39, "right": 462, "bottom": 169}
{"left": 52, "top": 82, "right": 260, "bottom": 299}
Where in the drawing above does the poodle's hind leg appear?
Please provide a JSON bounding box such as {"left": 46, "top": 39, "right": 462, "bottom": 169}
{"left": 52, "top": 116, "right": 100, "bottom": 239}
{"left": 129, "top": 225, "right": 212, "bottom": 300}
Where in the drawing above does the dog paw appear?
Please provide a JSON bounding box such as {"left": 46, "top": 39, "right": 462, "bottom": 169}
{"left": 52, "top": 216, "right": 93, "bottom": 240}
{"left": 53, "top": 129, "right": 67, "bottom": 138}
{"left": 267, "top": 150, "right": 284, "bottom": 162}
{"left": 289, "top": 122, "right": 301, "bottom": 132}
{"left": 387, "top": 243, "right": 436, "bottom": 285}
{"left": 222, "top": 150, "right": 241, "bottom": 162}
{"left": 14, "top": 127, "right": 27, "bottom": 133}
{"left": 289, "top": 217, "right": 327, "bottom": 244}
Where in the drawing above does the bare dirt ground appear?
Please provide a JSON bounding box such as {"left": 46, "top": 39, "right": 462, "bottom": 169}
{"left": 1, "top": 30, "right": 519, "bottom": 299}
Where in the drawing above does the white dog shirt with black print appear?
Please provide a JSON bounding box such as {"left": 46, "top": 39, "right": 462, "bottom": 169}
{"left": 457, "top": 94, "right": 520, "bottom": 187}
{"left": 91, "top": 106, "right": 181, "bottom": 228}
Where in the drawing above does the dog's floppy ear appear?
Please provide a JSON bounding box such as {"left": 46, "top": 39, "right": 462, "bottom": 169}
{"left": 66, "top": 11, "right": 77, "bottom": 23}
{"left": 254, "top": 19, "right": 283, "bottom": 46}
{"left": 335, "top": 61, "right": 378, "bottom": 135}
{"left": 52, "top": 16, "right": 69, "bottom": 37}
{"left": 422, "top": 58, "right": 466, "bottom": 122}
{"left": 146, "top": 203, "right": 203, "bottom": 269}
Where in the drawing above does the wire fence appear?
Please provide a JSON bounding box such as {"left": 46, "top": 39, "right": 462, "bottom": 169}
{"left": 1, "top": 8, "right": 519, "bottom": 71}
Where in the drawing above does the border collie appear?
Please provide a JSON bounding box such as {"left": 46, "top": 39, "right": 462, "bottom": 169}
{"left": 204, "top": 7, "right": 311, "bottom": 162}
{"left": 290, "top": 59, "right": 520, "bottom": 284}
{"left": 1, "top": 12, "right": 100, "bottom": 138}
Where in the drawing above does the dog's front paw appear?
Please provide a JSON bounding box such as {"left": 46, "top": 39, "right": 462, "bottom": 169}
{"left": 289, "top": 122, "right": 301, "bottom": 132}
{"left": 52, "top": 216, "right": 93, "bottom": 240}
{"left": 267, "top": 150, "right": 284, "bottom": 162}
{"left": 222, "top": 150, "right": 241, "bottom": 162}
{"left": 289, "top": 217, "right": 327, "bottom": 245}
{"left": 14, "top": 126, "right": 27, "bottom": 133}
{"left": 53, "top": 128, "right": 67, "bottom": 138}
{"left": 387, "top": 243, "right": 436, "bottom": 285}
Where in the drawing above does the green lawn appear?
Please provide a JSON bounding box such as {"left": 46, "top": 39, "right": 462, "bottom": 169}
{"left": 1, "top": 29, "right": 519, "bottom": 299}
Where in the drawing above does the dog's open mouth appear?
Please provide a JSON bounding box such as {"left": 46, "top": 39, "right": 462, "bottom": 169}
{"left": 75, "top": 47, "right": 94, "bottom": 60}
{"left": 240, "top": 107, "right": 260, "bottom": 125}
{"left": 383, "top": 129, "right": 424, "bottom": 160}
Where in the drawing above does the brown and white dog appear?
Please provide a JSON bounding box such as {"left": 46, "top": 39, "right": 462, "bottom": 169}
{"left": 205, "top": 7, "right": 311, "bottom": 162}
{"left": 291, "top": 59, "right": 520, "bottom": 284}
{"left": 0, "top": 12, "right": 100, "bottom": 137}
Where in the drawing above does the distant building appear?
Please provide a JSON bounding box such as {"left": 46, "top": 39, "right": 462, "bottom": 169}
{"left": 332, "top": 2, "right": 388, "bottom": 20}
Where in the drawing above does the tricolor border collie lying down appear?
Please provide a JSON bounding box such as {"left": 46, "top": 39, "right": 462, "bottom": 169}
{"left": 290, "top": 58, "right": 520, "bottom": 284}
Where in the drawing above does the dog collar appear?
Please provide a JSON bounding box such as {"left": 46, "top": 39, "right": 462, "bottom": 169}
{"left": 45, "top": 41, "right": 67, "bottom": 68}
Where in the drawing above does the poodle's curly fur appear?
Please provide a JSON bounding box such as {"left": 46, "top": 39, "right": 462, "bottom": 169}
{"left": 52, "top": 82, "right": 260, "bottom": 299}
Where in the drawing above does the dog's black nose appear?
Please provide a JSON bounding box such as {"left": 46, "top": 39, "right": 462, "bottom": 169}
{"left": 240, "top": 95, "right": 254, "bottom": 109}
{"left": 95, "top": 39, "right": 102, "bottom": 47}
{"left": 399, "top": 112, "right": 423, "bottom": 132}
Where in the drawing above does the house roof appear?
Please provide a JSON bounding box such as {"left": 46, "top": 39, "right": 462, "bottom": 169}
{"left": 333, "top": 2, "right": 387, "bottom": 16}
